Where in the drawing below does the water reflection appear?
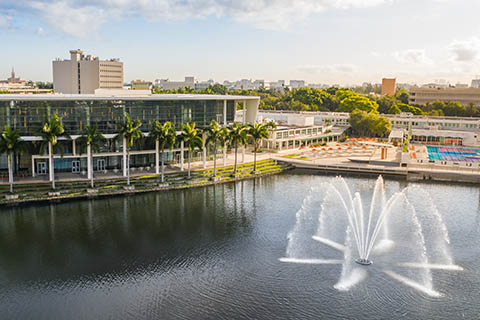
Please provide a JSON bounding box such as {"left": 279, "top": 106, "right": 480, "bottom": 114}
{"left": 0, "top": 183, "right": 254, "bottom": 284}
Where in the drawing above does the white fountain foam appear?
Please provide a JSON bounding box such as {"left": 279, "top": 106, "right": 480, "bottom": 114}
{"left": 281, "top": 176, "right": 462, "bottom": 296}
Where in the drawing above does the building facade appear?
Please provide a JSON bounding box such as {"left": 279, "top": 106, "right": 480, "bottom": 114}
{"left": 53, "top": 50, "right": 124, "bottom": 94}
{"left": 381, "top": 78, "right": 396, "bottom": 96}
{"left": 409, "top": 87, "right": 480, "bottom": 106}
{"left": 154, "top": 77, "right": 195, "bottom": 90}
{"left": 0, "top": 94, "right": 259, "bottom": 179}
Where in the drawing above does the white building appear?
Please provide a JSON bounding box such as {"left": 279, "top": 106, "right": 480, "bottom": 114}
{"left": 53, "top": 49, "right": 123, "bottom": 94}
{"left": 289, "top": 80, "right": 306, "bottom": 89}
{"left": 154, "top": 76, "right": 195, "bottom": 90}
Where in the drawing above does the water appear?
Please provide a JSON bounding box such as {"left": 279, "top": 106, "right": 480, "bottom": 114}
{"left": 0, "top": 172, "right": 479, "bottom": 319}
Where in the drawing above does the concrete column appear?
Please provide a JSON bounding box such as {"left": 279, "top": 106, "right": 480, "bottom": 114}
{"left": 32, "top": 157, "right": 35, "bottom": 178}
{"left": 223, "top": 99, "right": 227, "bottom": 126}
{"left": 72, "top": 139, "right": 76, "bottom": 156}
{"left": 202, "top": 132, "right": 207, "bottom": 169}
{"left": 123, "top": 137, "right": 127, "bottom": 177}
{"left": 155, "top": 140, "right": 160, "bottom": 174}
{"left": 223, "top": 146, "right": 227, "bottom": 166}
{"left": 180, "top": 140, "right": 185, "bottom": 171}
{"left": 87, "top": 144, "right": 92, "bottom": 180}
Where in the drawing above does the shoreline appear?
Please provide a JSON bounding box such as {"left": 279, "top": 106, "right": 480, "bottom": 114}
{"left": 0, "top": 159, "right": 292, "bottom": 207}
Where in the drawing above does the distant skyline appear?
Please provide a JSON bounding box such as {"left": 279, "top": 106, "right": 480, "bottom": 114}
{"left": 1, "top": 0, "right": 480, "bottom": 85}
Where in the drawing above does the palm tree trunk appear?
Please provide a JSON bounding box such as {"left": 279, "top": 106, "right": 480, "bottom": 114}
{"left": 88, "top": 144, "right": 94, "bottom": 189}
{"left": 155, "top": 139, "right": 160, "bottom": 175}
{"left": 161, "top": 149, "right": 165, "bottom": 183}
{"left": 49, "top": 142, "right": 55, "bottom": 190}
{"left": 187, "top": 148, "right": 191, "bottom": 178}
{"left": 127, "top": 149, "right": 130, "bottom": 186}
{"left": 213, "top": 144, "right": 217, "bottom": 177}
{"left": 234, "top": 145, "right": 238, "bottom": 175}
{"left": 254, "top": 142, "right": 257, "bottom": 172}
{"left": 8, "top": 153, "right": 13, "bottom": 194}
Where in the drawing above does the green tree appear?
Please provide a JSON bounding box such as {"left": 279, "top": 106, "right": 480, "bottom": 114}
{"left": 349, "top": 110, "right": 391, "bottom": 137}
{"left": 228, "top": 122, "right": 248, "bottom": 175}
{"left": 119, "top": 113, "right": 144, "bottom": 186}
{"left": 180, "top": 123, "right": 203, "bottom": 178}
{"left": 395, "top": 88, "right": 410, "bottom": 104}
{"left": 38, "top": 114, "right": 69, "bottom": 190}
{"left": 337, "top": 95, "right": 379, "bottom": 113}
{"left": 78, "top": 125, "right": 105, "bottom": 188}
{"left": 205, "top": 120, "right": 228, "bottom": 177}
{"left": 150, "top": 121, "right": 176, "bottom": 183}
{"left": 376, "top": 95, "right": 397, "bottom": 114}
{"left": 248, "top": 121, "right": 276, "bottom": 172}
{"left": 0, "top": 126, "right": 25, "bottom": 193}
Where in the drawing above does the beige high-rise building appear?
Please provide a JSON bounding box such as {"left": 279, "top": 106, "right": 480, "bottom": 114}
{"left": 53, "top": 49, "right": 123, "bottom": 94}
{"left": 381, "top": 78, "right": 396, "bottom": 96}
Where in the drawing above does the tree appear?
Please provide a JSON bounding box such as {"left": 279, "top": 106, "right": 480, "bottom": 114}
{"left": 349, "top": 110, "right": 391, "bottom": 137}
{"left": 0, "top": 126, "right": 25, "bottom": 193}
{"left": 119, "top": 113, "right": 143, "bottom": 186}
{"left": 78, "top": 125, "right": 105, "bottom": 188}
{"left": 395, "top": 88, "right": 410, "bottom": 104}
{"left": 337, "top": 95, "right": 379, "bottom": 113}
{"left": 38, "top": 114, "right": 69, "bottom": 190}
{"left": 205, "top": 120, "right": 228, "bottom": 177}
{"left": 248, "top": 121, "right": 276, "bottom": 172}
{"left": 376, "top": 95, "right": 397, "bottom": 114}
{"left": 228, "top": 122, "right": 248, "bottom": 175}
{"left": 180, "top": 123, "right": 203, "bottom": 178}
{"left": 150, "top": 120, "right": 176, "bottom": 183}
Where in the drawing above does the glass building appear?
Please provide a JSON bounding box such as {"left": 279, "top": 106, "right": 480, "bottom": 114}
{"left": 0, "top": 94, "right": 259, "bottom": 178}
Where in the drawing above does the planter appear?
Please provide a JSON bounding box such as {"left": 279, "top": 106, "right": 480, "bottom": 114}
{"left": 48, "top": 192, "right": 61, "bottom": 197}
{"left": 123, "top": 185, "right": 135, "bottom": 191}
{"left": 210, "top": 176, "right": 222, "bottom": 182}
{"left": 87, "top": 189, "right": 98, "bottom": 194}
{"left": 5, "top": 194, "right": 19, "bottom": 200}
{"left": 158, "top": 183, "right": 169, "bottom": 188}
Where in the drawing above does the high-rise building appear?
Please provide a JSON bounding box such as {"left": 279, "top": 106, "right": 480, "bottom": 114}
{"left": 381, "top": 78, "right": 396, "bottom": 96}
{"left": 53, "top": 49, "right": 124, "bottom": 94}
{"left": 290, "top": 80, "right": 306, "bottom": 89}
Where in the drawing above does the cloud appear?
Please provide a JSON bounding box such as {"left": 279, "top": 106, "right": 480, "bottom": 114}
{"left": 393, "top": 49, "right": 433, "bottom": 65}
{"left": 6, "top": 0, "right": 398, "bottom": 37}
{"left": 0, "top": 13, "right": 12, "bottom": 28}
{"left": 297, "top": 64, "right": 358, "bottom": 74}
{"left": 30, "top": 1, "right": 106, "bottom": 38}
{"left": 448, "top": 37, "right": 480, "bottom": 62}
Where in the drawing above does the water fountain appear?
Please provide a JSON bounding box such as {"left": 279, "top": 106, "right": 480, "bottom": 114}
{"left": 280, "top": 176, "right": 462, "bottom": 297}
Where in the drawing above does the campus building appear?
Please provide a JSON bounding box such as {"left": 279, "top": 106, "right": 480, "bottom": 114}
{"left": 381, "top": 78, "right": 396, "bottom": 96}
{"left": 258, "top": 110, "right": 480, "bottom": 148}
{"left": 409, "top": 87, "right": 480, "bottom": 106}
{"left": 0, "top": 94, "right": 259, "bottom": 179}
{"left": 53, "top": 50, "right": 124, "bottom": 94}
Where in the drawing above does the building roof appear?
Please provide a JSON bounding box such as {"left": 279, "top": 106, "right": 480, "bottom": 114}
{"left": 0, "top": 93, "right": 260, "bottom": 101}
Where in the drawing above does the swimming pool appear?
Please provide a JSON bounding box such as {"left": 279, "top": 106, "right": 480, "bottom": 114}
{"left": 427, "top": 145, "right": 480, "bottom": 162}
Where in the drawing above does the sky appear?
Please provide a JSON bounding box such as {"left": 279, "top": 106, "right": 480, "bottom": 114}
{"left": 1, "top": 0, "right": 480, "bottom": 86}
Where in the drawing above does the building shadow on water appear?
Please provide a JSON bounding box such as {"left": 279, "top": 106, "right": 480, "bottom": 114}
{"left": 0, "top": 182, "right": 255, "bottom": 283}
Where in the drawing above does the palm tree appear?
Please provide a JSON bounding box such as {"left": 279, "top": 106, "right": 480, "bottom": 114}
{"left": 180, "top": 122, "right": 203, "bottom": 178}
{"left": 78, "top": 125, "right": 105, "bottom": 188}
{"left": 118, "top": 113, "right": 143, "bottom": 186}
{"left": 150, "top": 120, "right": 176, "bottom": 183}
{"left": 205, "top": 120, "right": 228, "bottom": 177}
{"left": 38, "top": 114, "right": 69, "bottom": 190}
{"left": 228, "top": 122, "right": 248, "bottom": 176}
{"left": 0, "top": 126, "right": 25, "bottom": 194}
{"left": 248, "top": 121, "right": 276, "bottom": 172}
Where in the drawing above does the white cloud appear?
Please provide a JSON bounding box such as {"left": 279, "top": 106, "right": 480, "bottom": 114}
{"left": 393, "top": 49, "right": 433, "bottom": 65}
{"left": 30, "top": 1, "right": 106, "bottom": 38}
{"left": 0, "top": 13, "right": 12, "bottom": 28}
{"left": 297, "top": 64, "right": 358, "bottom": 74}
{"left": 448, "top": 37, "right": 480, "bottom": 62}
{"left": 18, "top": 0, "right": 398, "bottom": 37}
